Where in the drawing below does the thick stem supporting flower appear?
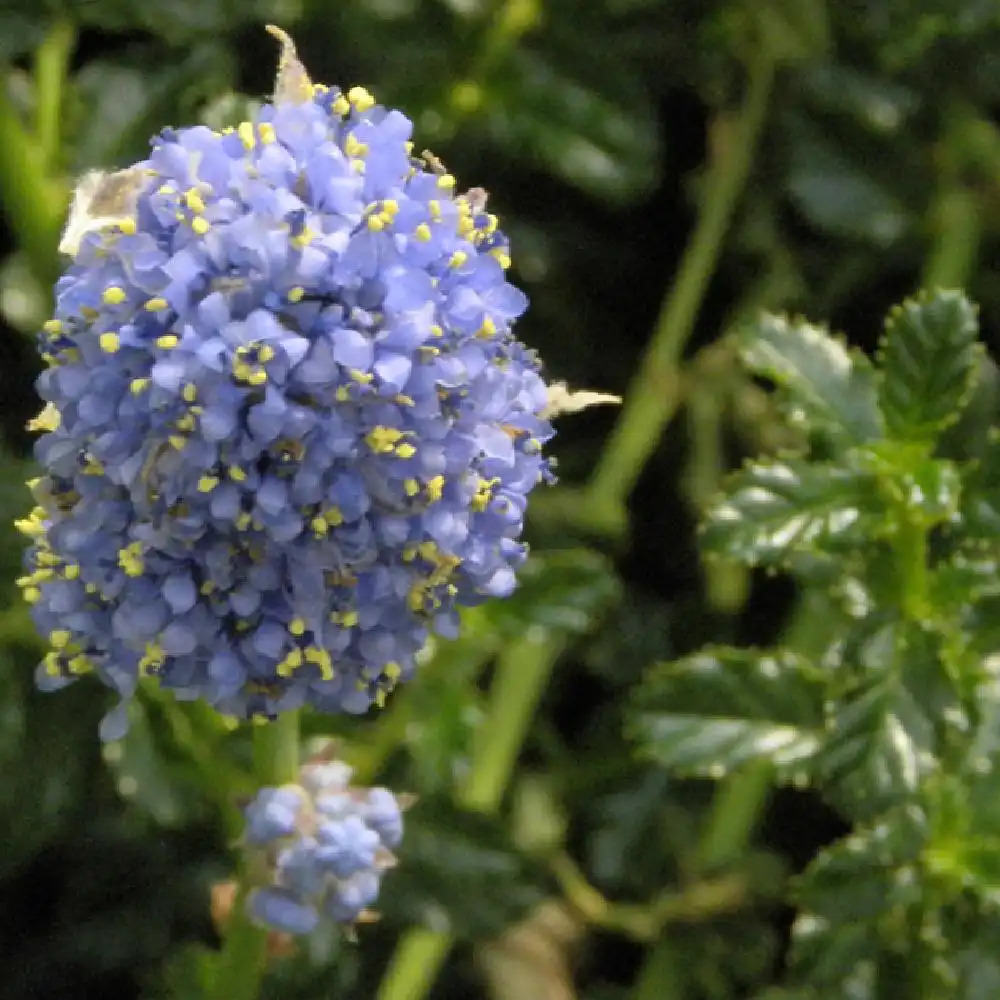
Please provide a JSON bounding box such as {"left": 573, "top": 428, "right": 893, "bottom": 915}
{"left": 0, "top": 66, "right": 65, "bottom": 285}
{"left": 33, "top": 18, "right": 75, "bottom": 168}
{"left": 583, "top": 50, "right": 775, "bottom": 535}
{"left": 209, "top": 711, "right": 300, "bottom": 1000}
{"left": 376, "top": 633, "right": 563, "bottom": 1000}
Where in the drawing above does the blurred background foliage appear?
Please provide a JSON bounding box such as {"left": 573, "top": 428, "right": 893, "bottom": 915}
{"left": 3, "top": 0, "right": 1000, "bottom": 998}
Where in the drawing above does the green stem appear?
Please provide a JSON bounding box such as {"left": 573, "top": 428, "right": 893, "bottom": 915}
{"left": 373, "top": 927, "right": 453, "bottom": 1000}
{"left": 632, "top": 940, "right": 686, "bottom": 1000}
{"left": 33, "top": 17, "right": 75, "bottom": 168}
{"left": 696, "top": 758, "right": 773, "bottom": 872}
{"left": 0, "top": 73, "right": 65, "bottom": 285}
{"left": 252, "top": 710, "right": 301, "bottom": 785}
{"left": 584, "top": 51, "right": 775, "bottom": 531}
{"left": 896, "top": 517, "right": 928, "bottom": 622}
{"left": 447, "top": 0, "right": 540, "bottom": 118}
{"left": 922, "top": 184, "right": 981, "bottom": 290}
{"left": 209, "top": 712, "right": 301, "bottom": 1000}
{"left": 682, "top": 356, "right": 748, "bottom": 613}
{"left": 376, "top": 633, "right": 563, "bottom": 1000}
{"left": 462, "top": 633, "right": 562, "bottom": 811}
{"left": 551, "top": 852, "right": 748, "bottom": 941}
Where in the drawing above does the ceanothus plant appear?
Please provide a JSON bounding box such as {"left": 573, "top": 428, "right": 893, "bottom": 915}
{"left": 9, "top": 26, "right": 624, "bottom": 979}
{"left": 630, "top": 289, "right": 1000, "bottom": 996}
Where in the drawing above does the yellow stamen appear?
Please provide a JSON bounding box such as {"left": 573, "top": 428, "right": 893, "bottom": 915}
{"left": 184, "top": 188, "right": 205, "bottom": 213}
{"left": 366, "top": 426, "right": 404, "bottom": 453}
{"left": 238, "top": 121, "right": 255, "bottom": 150}
{"left": 348, "top": 86, "right": 376, "bottom": 112}
{"left": 50, "top": 629, "right": 71, "bottom": 649}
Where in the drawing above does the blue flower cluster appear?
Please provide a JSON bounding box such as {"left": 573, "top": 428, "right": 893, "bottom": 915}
{"left": 17, "top": 37, "right": 553, "bottom": 738}
{"left": 244, "top": 759, "right": 403, "bottom": 933}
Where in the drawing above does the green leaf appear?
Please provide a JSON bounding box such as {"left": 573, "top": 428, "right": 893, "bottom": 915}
{"left": 482, "top": 50, "right": 660, "bottom": 204}
{"left": 789, "top": 809, "right": 927, "bottom": 988}
{"left": 786, "top": 117, "right": 911, "bottom": 246}
{"left": 701, "top": 458, "right": 880, "bottom": 567}
{"left": 380, "top": 797, "right": 550, "bottom": 940}
{"left": 739, "top": 312, "right": 882, "bottom": 446}
{"left": 795, "top": 811, "right": 926, "bottom": 922}
{"left": 788, "top": 914, "right": 880, "bottom": 993}
{"left": 958, "top": 433, "right": 1000, "bottom": 539}
{"left": 818, "top": 622, "right": 946, "bottom": 816}
{"left": 877, "top": 289, "right": 981, "bottom": 442}
{"left": 484, "top": 548, "right": 620, "bottom": 638}
{"left": 69, "top": 46, "right": 234, "bottom": 170}
{"left": 629, "top": 648, "right": 824, "bottom": 779}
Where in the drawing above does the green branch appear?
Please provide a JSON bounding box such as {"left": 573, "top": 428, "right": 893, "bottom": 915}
{"left": 0, "top": 67, "right": 65, "bottom": 286}
{"left": 376, "top": 632, "right": 564, "bottom": 1000}
{"left": 551, "top": 852, "right": 750, "bottom": 941}
{"left": 33, "top": 18, "right": 75, "bottom": 169}
{"left": 583, "top": 51, "right": 776, "bottom": 534}
{"left": 209, "top": 712, "right": 301, "bottom": 1000}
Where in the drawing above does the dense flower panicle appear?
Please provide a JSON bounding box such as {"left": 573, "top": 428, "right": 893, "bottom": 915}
{"left": 17, "top": 42, "right": 554, "bottom": 737}
{"left": 244, "top": 760, "right": 403, "bottom": 934}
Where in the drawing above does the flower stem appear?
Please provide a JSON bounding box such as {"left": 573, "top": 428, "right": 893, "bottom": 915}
{"left": 253, "top": 709, "right": 301, "bottom": 785}
{"left": 696, "top": 757, "right": 773, "bottom": 871}
{"left": 462, "top": 632, "right": 562, "bottom": 811}
{"left": 373, "top": 927, "right": 453, "bottom": 1000}
{"left": 0, "top": 71, "right": 65, "bottom": 286}
{"left": 583, "top": 50, "right": 775, "bottom": 533}
{"left": 209, "top": 712, "right": 301, "bottom": 1000}
{"left": 33, "top": 17, "right": 75, "bottom": 169}
{"left": 376, "top": 632, "right": 563, "bottom": 1000}
{"left": 922, "top": 184, "right": 981, "bottom": 290}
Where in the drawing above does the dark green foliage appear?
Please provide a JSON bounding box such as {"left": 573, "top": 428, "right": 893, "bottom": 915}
{"left": 6, "top": 3, "right": 1000, "bottom": 1000}
{"left": 637, "top": 291, "right": 1000, "bottom": 996}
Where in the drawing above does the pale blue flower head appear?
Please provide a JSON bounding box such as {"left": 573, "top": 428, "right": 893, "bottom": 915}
{"left": 18, "top": 29, "right": 554, "bottom": 737}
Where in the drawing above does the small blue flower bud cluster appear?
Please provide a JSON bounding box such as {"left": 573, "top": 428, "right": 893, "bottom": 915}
{"left": 244, "top": 760, "right": 403, "bottom": 934}
{"left": 17, "top": 54, "right": 554, "bottom": 738}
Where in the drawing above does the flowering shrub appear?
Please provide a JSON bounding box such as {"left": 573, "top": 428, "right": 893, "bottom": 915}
{"left": 8, "top": 4, "right": 1000, "bottom": 1000}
